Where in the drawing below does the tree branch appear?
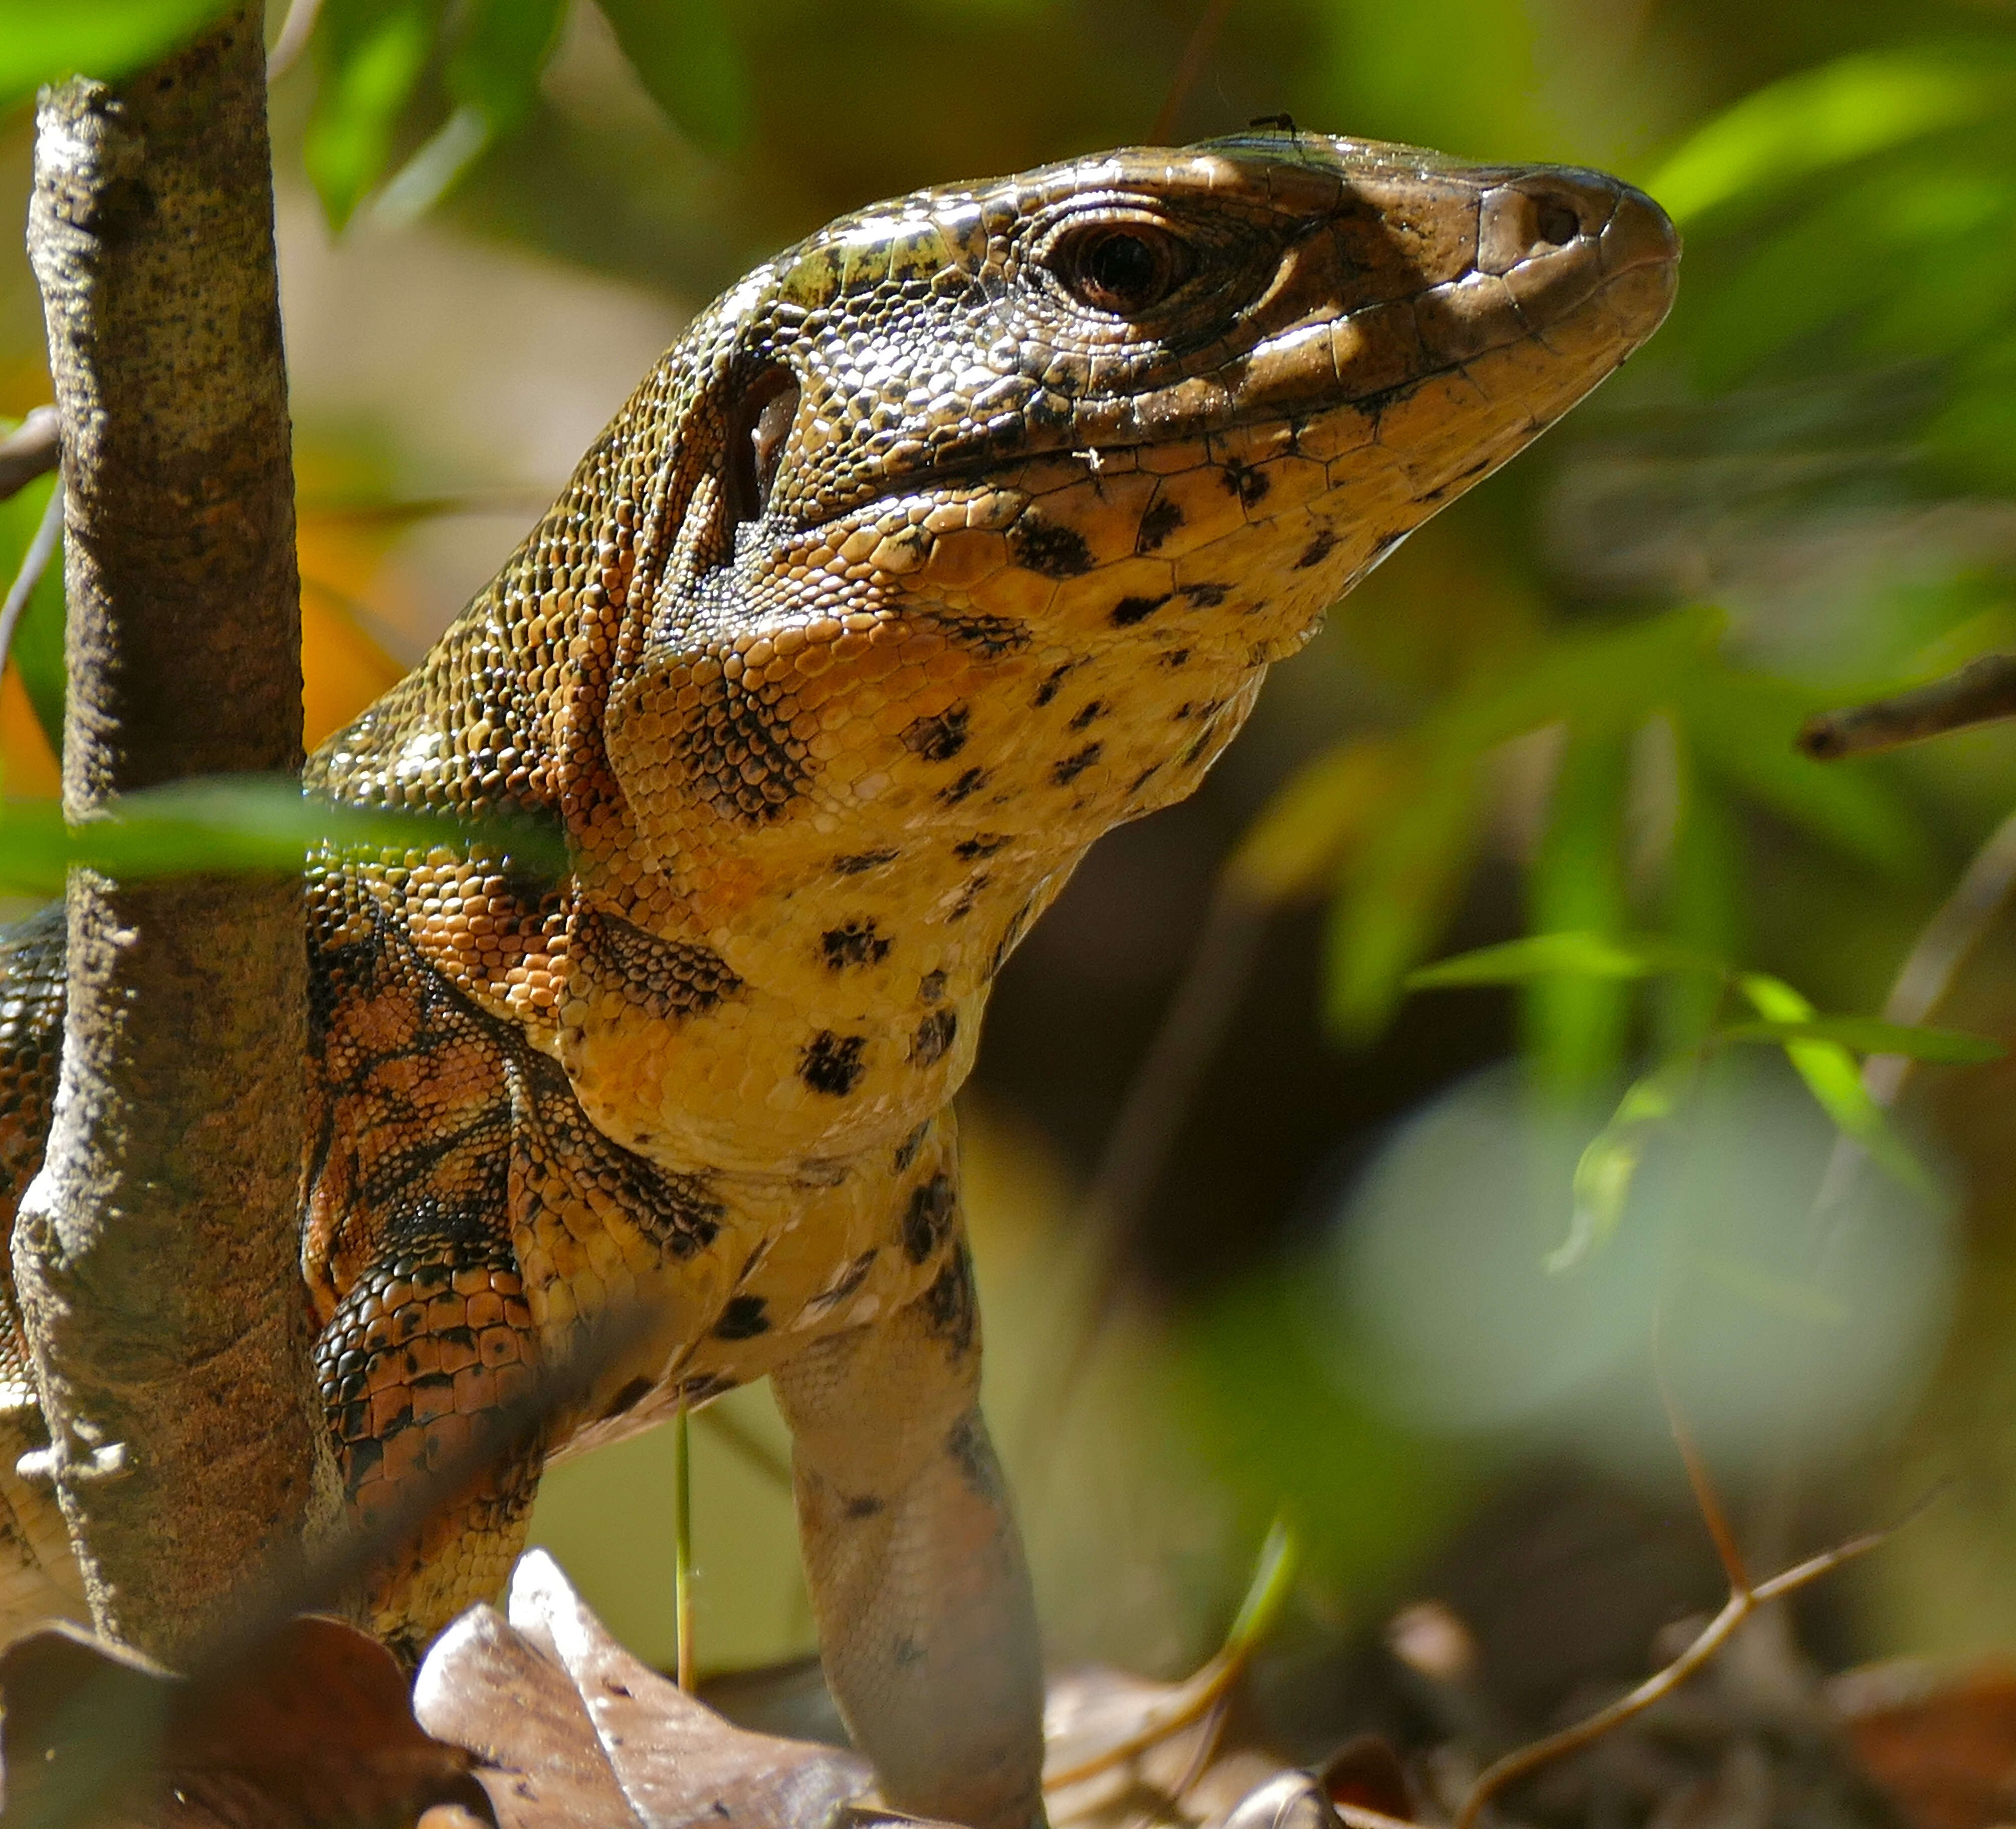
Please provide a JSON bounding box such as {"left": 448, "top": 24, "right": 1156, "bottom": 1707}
{"left": 15, "top": 7, "right": 337, "bottom": 1662}
{"left": 0, "top": 406, "right": 59, "bottom": 503}
{"left": 1798, "top": 653, "right": 2016, "bottom": 759}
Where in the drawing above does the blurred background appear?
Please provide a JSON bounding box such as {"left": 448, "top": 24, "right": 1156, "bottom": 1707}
{"left": 8, "top": 0, "right": 2016, "bottom": 1779}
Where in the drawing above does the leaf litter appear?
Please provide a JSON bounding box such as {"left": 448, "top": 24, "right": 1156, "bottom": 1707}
{"left": 9, "top": 1515, "right": 2013, "bottom": 1829}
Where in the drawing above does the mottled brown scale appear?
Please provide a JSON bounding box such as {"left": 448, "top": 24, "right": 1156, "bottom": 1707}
{"left": 0, "top": 134, "right": 1677, "bottom": 1828}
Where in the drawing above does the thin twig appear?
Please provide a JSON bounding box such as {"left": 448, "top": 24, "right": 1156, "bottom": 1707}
{"left": 673, "top": 1396, "right": 695, "bottom": 1691}
{"left": 1170, "top": 1688, "right": 1235, "bottom": 1804}
{"left": 1660, "top": 1360, "right": 1749, "bottom": 1594}
{"left": 1868, "top": 803, "right": 2016, "bottom": 1105}
{"left": 1044, "top": 1521, "right": 1295, "bottom": 1794}
{"left": 0, "top": 407, "right": 59, "bottom": 502}
{"left": 0, "top": 474, "right": 63, "bottom": 678}
{"left": 1449, "top": 1366, "right": 1910, "bottom": 1829}
{"left": 1450, "top": 1535, "right": 1888, "bottom": 1829}
{"left": 1043, "top": 1650, "right": 1243, "bottom": 1791}
{"left": 1804, "top": 802, "right": 2016, "bottom": 1219}
{"left": 1799, "top": 653, "right": 2016, "bottom": 759}
{"left": 1150, "top": 0, "right": 1238, "bottom": 144}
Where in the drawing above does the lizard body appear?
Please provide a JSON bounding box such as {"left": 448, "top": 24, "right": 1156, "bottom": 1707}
{"left": 0, "top": 134, "right": 1675, "bottom": 1827}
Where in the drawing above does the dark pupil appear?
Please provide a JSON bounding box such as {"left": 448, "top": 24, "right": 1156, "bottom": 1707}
{"left": 1084, "top": 232, "right": 1159, "bottom": 306}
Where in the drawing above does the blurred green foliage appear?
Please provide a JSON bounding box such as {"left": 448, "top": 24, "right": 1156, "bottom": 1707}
{"left": 0, "top": 0, "right": 234, "bottom": 109}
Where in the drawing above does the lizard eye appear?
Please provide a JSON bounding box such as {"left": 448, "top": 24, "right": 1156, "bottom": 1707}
{"left": 1050, "top": 221, "right": 1193, "bottom": 318}
{"left": 724, "top": 365, "right": 800, "bottom": 531}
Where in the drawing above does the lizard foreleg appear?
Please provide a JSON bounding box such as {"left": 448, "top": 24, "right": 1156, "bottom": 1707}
{"left": 773, "top": 1232, "right": 1044, "bottom": 1829}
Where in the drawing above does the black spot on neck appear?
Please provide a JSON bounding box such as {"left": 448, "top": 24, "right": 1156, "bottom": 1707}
{"left": 910, "top": 1008, "right": 957, "bottom": 1067}
{"left": 953, "top": 834, "right": 1007, "bottom": 861}
{"left": 901, "top": 704, "right": 970, "bottom": 763}
{"left": 902, "top": 1173, "right": 957, "bottom": 1262}
{"left": 1068, "top": 699, "right": 1108, "bottom": 730}
{"left": 1033, "top": 663, "right": 1073, "bottom": 708}
{"left": 1052, "top": 743, "right": 1102, "bottom": 786}
{"left": 918, "top": 969, "right": 948, "bottom": 1002}
{"left": 1111, "top": 594, "right": 1170, "bottom": 627}
{"left": 713, "top": 1294, "right": 770, "bottom": 1339}
{"left": 1181, "top": 582, "right": 1231, "bottom": 608}
{"left": 1221, "top": 460, "right": 1271, "bottom": 508}
{"left": 1137, "top": 495, "right": 1184, "bottom": 553}
{"left": 1296, "top": 530, "right": 1339, "bottom": 570}
{"left": 601, "top": 1375, "right": 655, "bottom": 1421}
{"left": 920, "top": 1247, "right": 977, "bottom": 1353}
{"left": 822, "top": 919, "right": 892, "bottom": 970}
{"left": 1010, "top": 515, "right": 1094, "bottom": 578}
{"left": 939, "top": 767, "right": 987, "bottom": 806}
{"left": 833, "top": 849, "right": 898, "bottom": 875}
{"left": 800, "top": 1031, "right": 867, "bottom": 1095}
{"left": 893, "top": 1122, "right": 932, "bottom": 1172}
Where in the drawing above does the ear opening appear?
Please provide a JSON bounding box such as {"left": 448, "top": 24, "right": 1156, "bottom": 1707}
{"left": 722, "top": 363, "right": 801, "bottom": 535}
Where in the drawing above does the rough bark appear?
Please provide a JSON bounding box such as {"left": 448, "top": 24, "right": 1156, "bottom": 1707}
{"left": 14, "top": 7, "right": 336, "bottom": 1663}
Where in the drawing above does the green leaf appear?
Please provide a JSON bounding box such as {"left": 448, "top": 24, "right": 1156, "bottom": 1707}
{"left": 447, "top": 0, "right": 563, "bottom": 130}
{"left": 1222, "top": 1518, "right": 1299, "bottom": 1657}
{"left": 373, "top": 103, "right": 490, "bottom": 224}
{"left": 305, "top": 0, "right": 438, "bottom": 231}
{"left": 1525, "top": 726, "right": 1632, "bottom": 1099}
{"left": 0, "top": 776, "right": 567, "bottom": 895}
{"left": 1226, "top": 736, "right": 1407, "bottom": 904}
{"left": 1406, "top": 930, "right": 1727, "bottom": 990}
{"left": 594, "top": 0, "right": 749, "bottom": 153}
{"left": 1658, "top": 731, "right": 1740, "bottom": 1054}
{"left": 1554, "top": 1055, "right": 1697, "bottom": 1271}
{"left": 1718, "top": 1017, "right": 2004, "bottom": 1064}
{"left": 368, "top": 0, "right": 564, "bottom": 219}
{"left": 1736, "top": 973, "right": 1933, "bottom": 1192}
{"left": 1648, "top": 50, "right": 2008, "bottom": 226}
{"left": 1325, "top": 755, "right": 1482, "bottom": 1039}
{"left": 1432, "top": 605, "right": 1723, "bottom": 755}
{"left": 1929, "top": 338, "right": 2016, "bottom": 494}
{"left": 0, "top": 0, "right": 235, "bottom": 109}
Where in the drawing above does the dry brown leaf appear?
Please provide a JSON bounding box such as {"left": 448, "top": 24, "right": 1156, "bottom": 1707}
{"left": 420, "top": 1552, "right": 1334, "bottom": 1829}
{"left": 1833, "top": 1659, "right": 2016, "bottom": 1829}
{"left": 0, "top": 1614, "right": 480, "bottom": 1828}
{"left": 416, "top": 1550, "right": 876, "bottom": 1829}
{"left": 414, "top": 1601, "right": 648, "bottom": 1828}
{"left": 0, "top": 1545, "right": 1342, "bottom": 1829}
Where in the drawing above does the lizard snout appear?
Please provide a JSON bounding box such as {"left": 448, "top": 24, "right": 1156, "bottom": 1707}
{"left": 1475, "top": 168, "right": 1680, "bottom": 347}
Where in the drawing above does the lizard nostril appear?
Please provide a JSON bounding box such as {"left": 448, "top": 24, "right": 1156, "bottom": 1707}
{"left": 1534, "top": 199, "right": 1581, "bottom": 247}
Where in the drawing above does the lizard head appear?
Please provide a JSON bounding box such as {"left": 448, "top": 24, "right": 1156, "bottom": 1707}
{"left": 567, "top": 138, "right": 1676, "bottom": 1159}
{"left": 603, "top": 134, "right": 1676, "bottom": 882}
